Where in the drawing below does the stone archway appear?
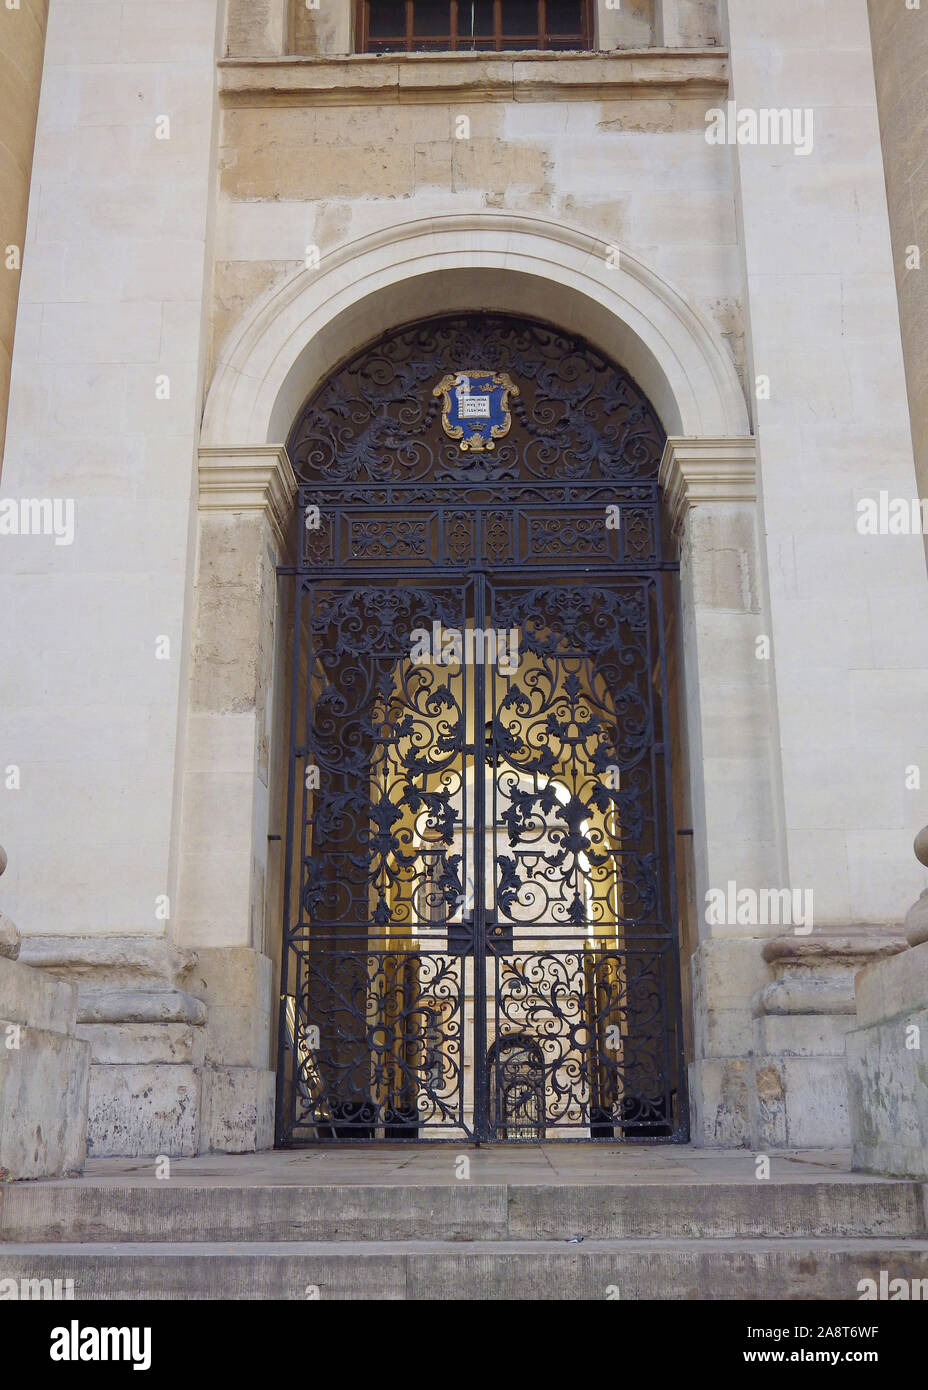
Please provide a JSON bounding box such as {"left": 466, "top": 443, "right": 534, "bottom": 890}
{"left": 201, "top": 210, "right": 750, "bottom": 449}
{"left": 177, "top": 216, "right": 776, "bottom": 1150}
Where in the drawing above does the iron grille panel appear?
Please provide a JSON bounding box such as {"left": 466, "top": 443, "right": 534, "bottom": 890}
{"left": 277, "top": 314, "right": 687, "bottom": 1144}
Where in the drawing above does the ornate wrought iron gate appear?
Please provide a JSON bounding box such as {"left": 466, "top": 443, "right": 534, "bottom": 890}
{"left": 276, "top": 315, "right": 688, "bottom": 1143}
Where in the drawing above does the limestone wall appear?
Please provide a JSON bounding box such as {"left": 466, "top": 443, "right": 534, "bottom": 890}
{"left": 211, "top": 53, "right": 743, "bottom": 389}
{"left": 0, "top": 0, "right": 224, "bottom": 938}
{"left": 721, "top": 0, "right": 928, "bottom": 926}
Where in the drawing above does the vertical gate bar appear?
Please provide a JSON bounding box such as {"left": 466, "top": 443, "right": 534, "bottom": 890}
{"left": 644, "top": 571, "right": 670, "bottom": 1136}
{"left": 276, "top": 572, "right": 304, "bottom": 1147}
{"left": 490, "top": 573, "right": 500, "bottom": 1139}
{"left": 472, "top": 571, "right": 489, "bottom": 1141}
{"left": 654, "top": 571, "right": 690, "bottom": 1139}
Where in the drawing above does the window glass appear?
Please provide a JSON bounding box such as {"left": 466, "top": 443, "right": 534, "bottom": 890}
{"left": 501, "top": 0, "right": 538, "bottom": 35}
{"left": 546, "top": 0, "right": 583, "bottom": 35}
{"left": 416, "top": 0, "right": 452, "bottom": 36}
{"left": 368, "top": 0, "right": 405, "bottom": 38}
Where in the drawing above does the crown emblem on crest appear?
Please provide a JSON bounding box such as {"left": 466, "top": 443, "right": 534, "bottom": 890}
{"left": 433, "top": 371, "right": 519, "bottom": 452}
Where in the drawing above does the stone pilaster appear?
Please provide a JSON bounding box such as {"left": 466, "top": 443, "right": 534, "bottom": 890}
{"left": 661, "top": 437, "right": 785, "bottom": 1144}
{"left": 174, "top": 444, "right": 297, "bottom": 1152}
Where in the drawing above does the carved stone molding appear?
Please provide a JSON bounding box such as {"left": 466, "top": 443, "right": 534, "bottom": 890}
{"left": 219, "top": 49, "right": 729, "bottom": 108}
{"left": 197, "top": 445, "right": 297, "bottom": 551}
{"left": 753, "top": 930, "right": 907, "bottom": 1018}
{"left": 658, "top": 436, "right": 757, "bottom": 533}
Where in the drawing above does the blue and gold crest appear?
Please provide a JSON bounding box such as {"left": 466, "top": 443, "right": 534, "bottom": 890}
{"left": 432, "top": 371, "right": 519, "bottom": 452}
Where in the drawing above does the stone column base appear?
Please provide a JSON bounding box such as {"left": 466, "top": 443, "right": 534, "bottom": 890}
{"left": 0, "top": 956, "right": 90, "bottom": 1177}
{"left": 848, "top": 940, "right": 928, "bottom": 1178}
{"left": 87, "top": 1063, "right": 276, "bottom": 1157}
{"left": 17, "top": 937, "right": 278, "bottom": 1157}
{"left": 748, "top": 932, "right": 906, "bottom": 1150}
{"left": 687, "top": 932, "right": 906, "bottom": 1149}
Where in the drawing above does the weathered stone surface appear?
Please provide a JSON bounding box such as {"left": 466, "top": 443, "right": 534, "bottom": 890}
{"left": 0, "top": 1022, "right": 89, "bottom": 1179}
{"left": 1, "top": 1241, "right": 926, "bottom": 1302}
{"left": 2, "top": 1177, "right": 921, "bottom": 1244}
{"left": 218, "top": 51, "right": 729, "bottom": 104}
{"left": 194, "top": 948, "right": 273, "bottom": 1068}
{"left": 848, "top": 935, "right": 928, "bottom": 1177}
{"left": 0, "top": 912, "right": 20, "bottom": 960}
{"left": 756, "top": 970, "right": 859, "bottom": 1017}
{"left": 0, "top": 955, "right": 77, "bottom": 1033}
{"left": 856, "top": 940, "right": 928, "bottom": 1029}
{"left": 75, "top": 1022, "right": 206, "bottom": 1067}
{"left": 848, "top": 839, "right": 928, "bottom": 1177}
{"left": 744, "top": 936, "right": 888, "bottom": 1148}
{"left": 848, "top": 1007, "right": 928, "bottom": 1179}
{"left": 657, "top": 0, "right": 721, "bottom": 48}
{"left": 18, "top": 935, "right": 198, "bottom": 992}
{"left": 688, "top": 1057, "right": 750, "bottom": 1147}
{"left": 1, "top": 0, "right": 925, "bottom": 1179}
{"left": 13, "top": 940, "right": 210, "bottom": 1158}
{"left": 753, "top": 1054, "right": 852, "bottom": 1152}
{"left": 691, "top": 938, "right": 771, "bottom": 1072}
{"left": 754, "top": 1014, "right": 854, "bottom": 1058}
{"left": 87, "top": 1065, "right": 202, "bottom": 1158}
{"left": 780, "top": 1057, "right": 849, "bottom": 1150}
{"left": 692, "top": 932, "right": 898, "bottom": 1148}
{"left": 199, "top": 1066, "right": 275, "bottom": 1154}
{"left": 77, "top": 989, "right": 207, "bottom": 1026}
{"left": 224, "top": 0, "right": 286, "bottom": 59}
{"left": 760, "top": 932, "right": 906, "bottom": 977}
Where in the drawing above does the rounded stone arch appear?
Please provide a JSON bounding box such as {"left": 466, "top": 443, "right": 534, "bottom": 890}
{"left": 201, "top": 211, "right": 750, "bottom": 450}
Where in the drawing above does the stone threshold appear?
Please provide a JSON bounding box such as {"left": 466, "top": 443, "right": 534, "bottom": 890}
{"left": 5, "top": 1147, "right": 909, "bottom": 1188}
{"left": 218, "top": 49, "right": 729, "bottom": 106}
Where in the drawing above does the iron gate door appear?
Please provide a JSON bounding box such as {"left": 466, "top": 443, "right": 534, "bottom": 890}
{"left": 275, "top": 312, "right": 687, "bottom": 1143}
{"left": 277, "top": 559, "right": 685, "bottom": 1142}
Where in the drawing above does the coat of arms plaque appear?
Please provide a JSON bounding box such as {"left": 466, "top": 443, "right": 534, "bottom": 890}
{"left": 432, "top": 371, "right": 519, "bottom": 452}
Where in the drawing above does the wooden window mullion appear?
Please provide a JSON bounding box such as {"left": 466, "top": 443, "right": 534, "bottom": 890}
{"left": 358, "top": 0, "right": 596, "bottom": 54}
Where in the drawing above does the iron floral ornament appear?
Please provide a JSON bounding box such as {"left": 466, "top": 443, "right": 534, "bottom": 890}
{"left": 433, "top": 370, "right": 519, "bottom": 452}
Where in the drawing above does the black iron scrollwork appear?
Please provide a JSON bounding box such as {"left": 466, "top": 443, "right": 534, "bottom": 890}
{"left": 288, "top": 314, "right": 664, "bottom": 488}
{"left": 277, "top": 315, "right": 685, "bottom": 1145}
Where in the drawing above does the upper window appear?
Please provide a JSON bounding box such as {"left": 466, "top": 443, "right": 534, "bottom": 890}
{"left": 358, "top": 0, "right": 593, "bottom": 53}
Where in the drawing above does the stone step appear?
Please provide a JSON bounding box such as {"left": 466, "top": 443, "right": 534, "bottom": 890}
{"left": 2, "top": 1180, "right": 924, "bottom": 1244}
{"left": 2, "top": 1238, "right": 927, "bottom": 1300}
